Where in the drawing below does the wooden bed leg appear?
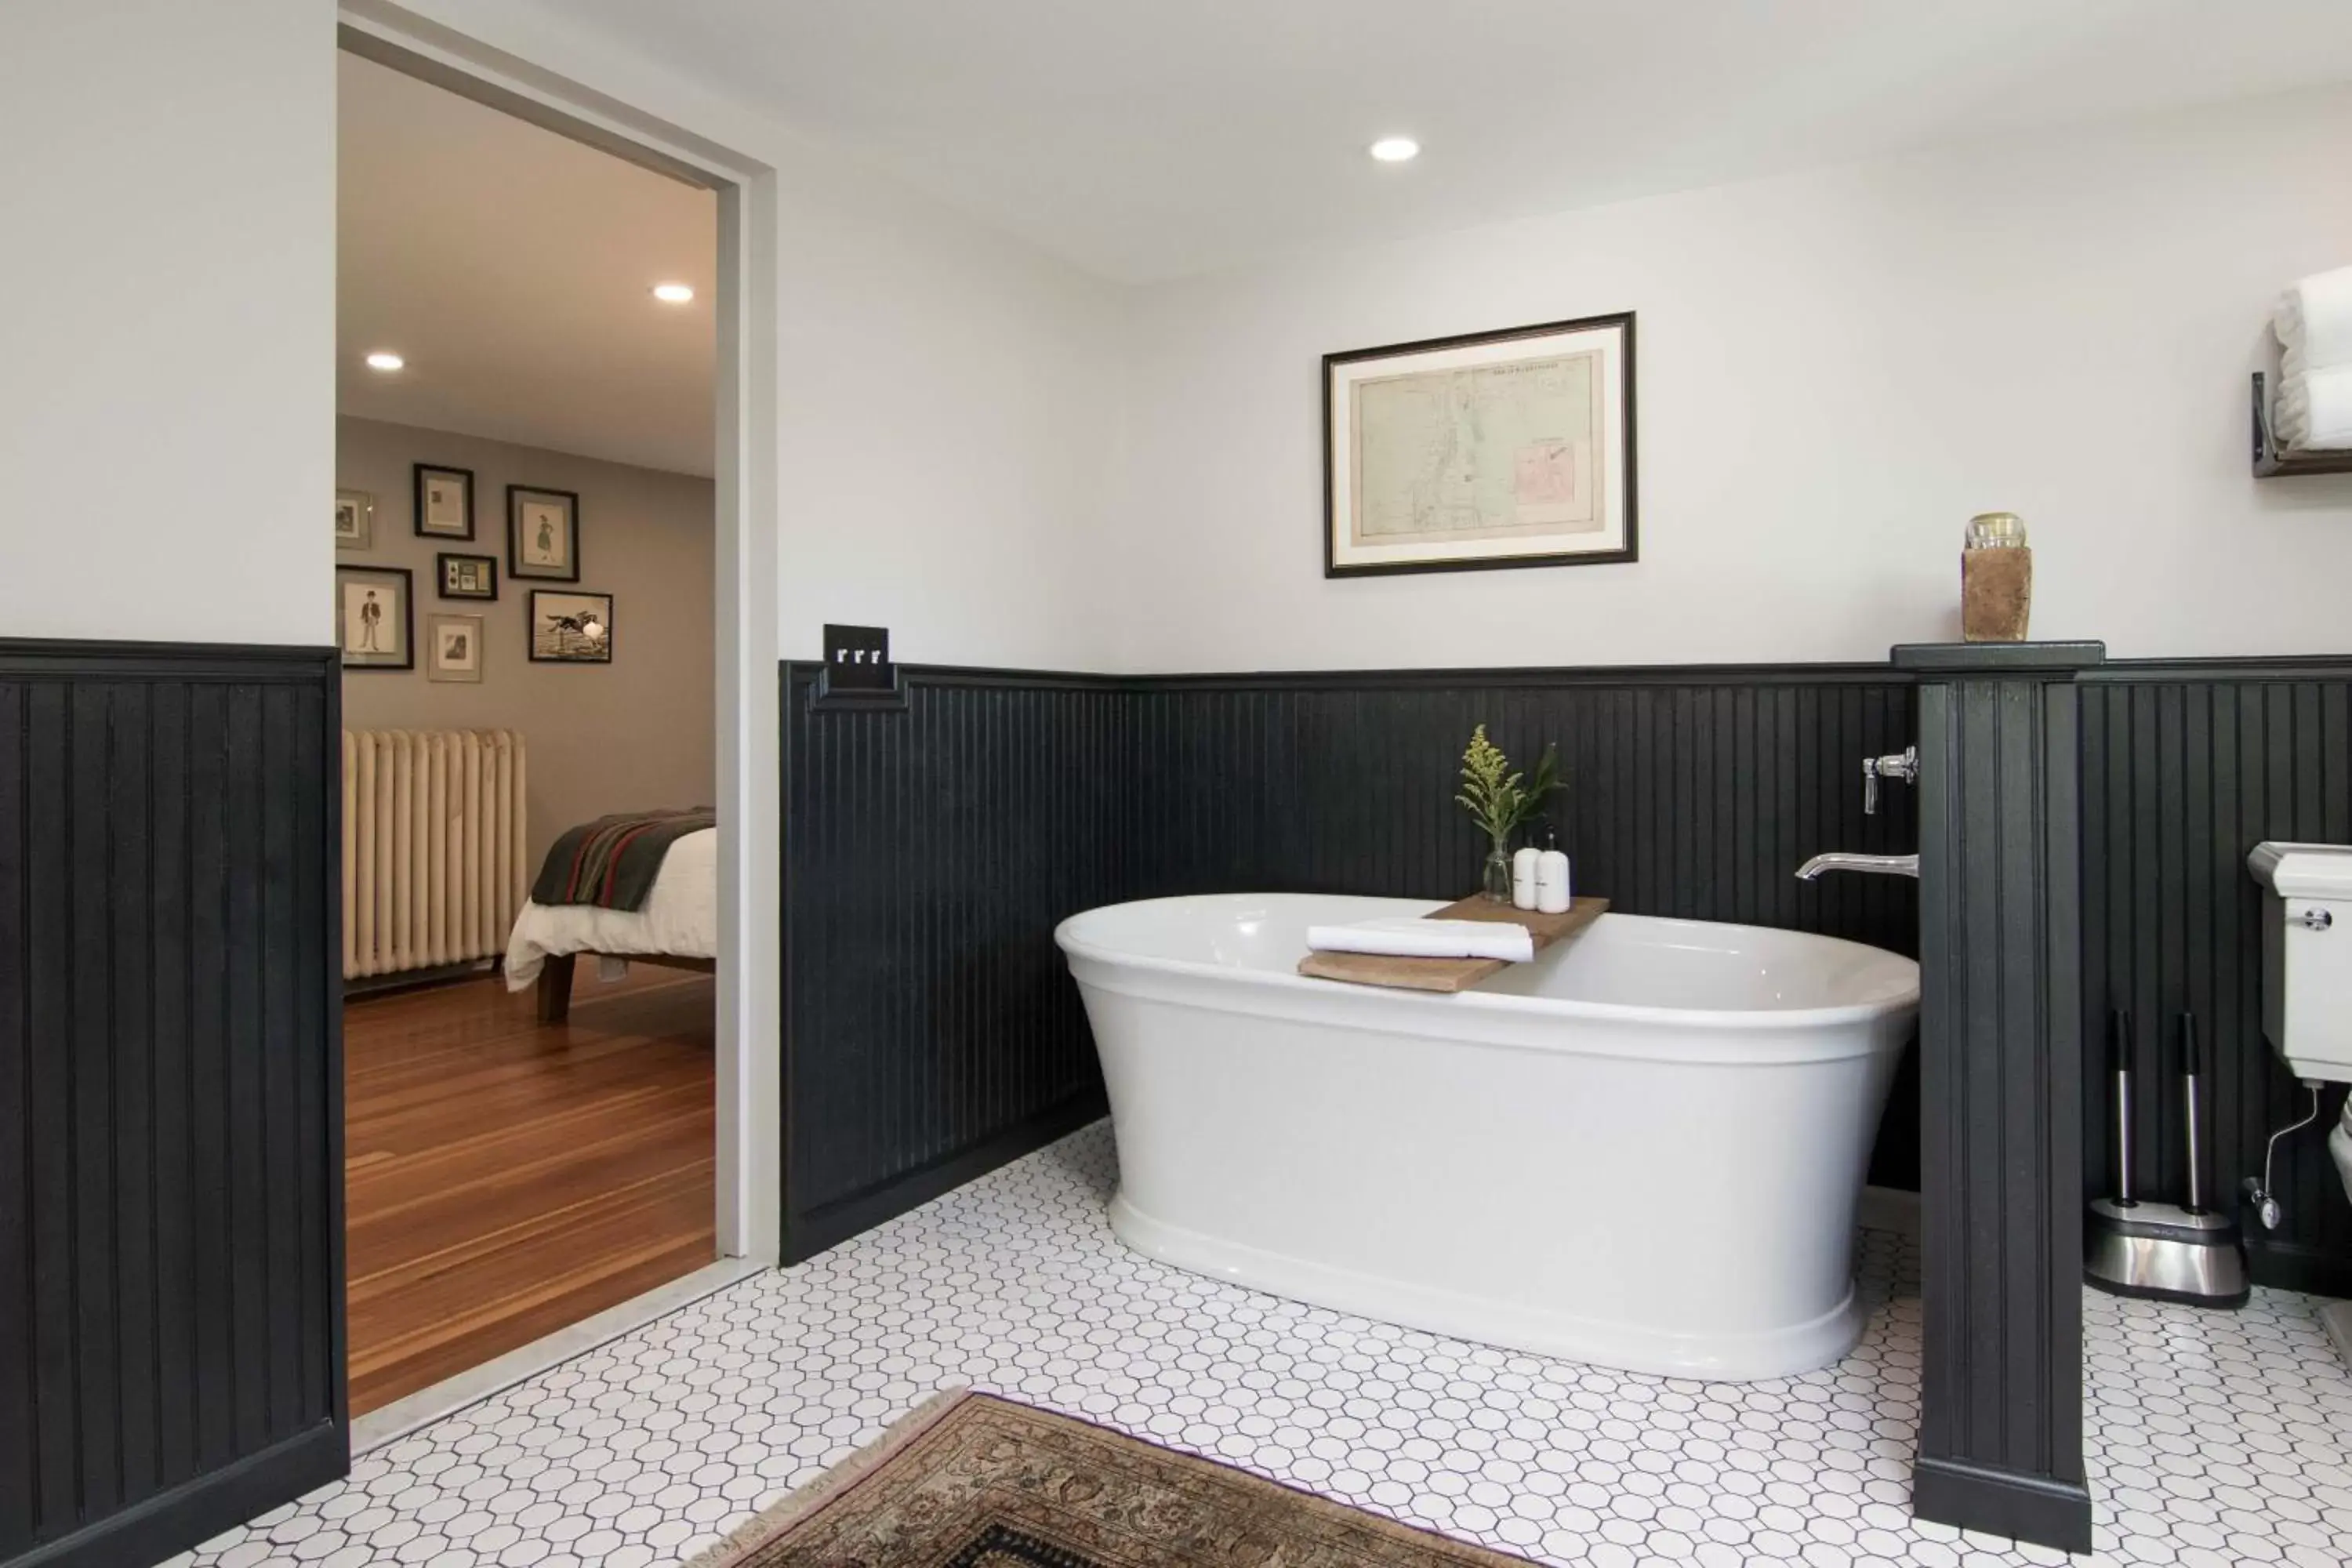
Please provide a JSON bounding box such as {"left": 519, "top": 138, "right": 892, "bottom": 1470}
{"left": 537, "top": 953, "right": 575, "bottom": 1025}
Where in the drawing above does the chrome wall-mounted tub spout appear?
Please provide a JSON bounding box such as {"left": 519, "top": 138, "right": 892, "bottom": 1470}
{"left": 1795, "top": 852, "right": 1920, "bottom": 881}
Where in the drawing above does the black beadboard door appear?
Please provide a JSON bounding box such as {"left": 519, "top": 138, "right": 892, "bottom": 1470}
{"left": 0, "top": 641, "right": 346, "bottom": 1568}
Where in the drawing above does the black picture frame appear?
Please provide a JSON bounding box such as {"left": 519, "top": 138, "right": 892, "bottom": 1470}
{"left": 336, "top": 564, "right": 415, "bottom": 670}
{"left": 436, "top": 551, "right": 499, "bottom": 601}
{"left": 412, "top": 463, "right": 477, "bottom": 540}
{"left": 507, "top": 485, "right": 582, "bottom": 583}
{"left": 527, "top": 588, "right": 613, "bottom": 664}
{"left": 1322, "top": 310, "right": 1639, "bottom": 578}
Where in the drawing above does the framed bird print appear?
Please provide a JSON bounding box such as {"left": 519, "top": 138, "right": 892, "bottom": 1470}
{"left": 528, "top": 589, "right": 612, "bottom": 663}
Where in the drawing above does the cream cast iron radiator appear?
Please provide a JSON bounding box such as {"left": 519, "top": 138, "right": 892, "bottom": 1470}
{"left": 342, "top": 728, "right": 528, "bottom": 979}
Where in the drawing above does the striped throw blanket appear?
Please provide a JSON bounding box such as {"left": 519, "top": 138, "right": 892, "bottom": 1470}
{"left": 532, "top": 808, "right": 714, "bottom": 913}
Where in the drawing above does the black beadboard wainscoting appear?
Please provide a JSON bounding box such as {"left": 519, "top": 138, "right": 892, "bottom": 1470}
{"left": 782, "top": 653, "right": 2352, "bottom": 1285}
{"left": 779, "top": 667, "right": 1134, "bottom": 1260}
{"left": 2080, "top": 659, "right": 2352, "bottom": 1297}
{"left": 779, "top": 659, "right": 1923, "bottom": 1265}
{"left": 0, "top": 641, "right": 346, "bottom": 1568}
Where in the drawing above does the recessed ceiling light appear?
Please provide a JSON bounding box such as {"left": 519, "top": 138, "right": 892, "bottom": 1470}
{"left": 364, "top": 350, "right": 405, "bottom": 372}
{"left": 652, "top": 282, "right": 695, "bottom": 304}
{"left": 1369, "top": 136, "right": 1421, "bottom": 164}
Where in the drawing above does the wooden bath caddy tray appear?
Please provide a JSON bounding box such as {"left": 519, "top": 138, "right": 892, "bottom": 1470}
{"left": 1296, "top": 894, "right": 1609, "bottom": 993}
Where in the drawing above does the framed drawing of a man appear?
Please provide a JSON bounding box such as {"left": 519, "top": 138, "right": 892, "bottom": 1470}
{"left": 337, "top": 565, "right": 414, "bottom": 670}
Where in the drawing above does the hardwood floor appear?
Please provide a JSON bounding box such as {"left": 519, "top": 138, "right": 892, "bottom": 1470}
{"left": 344, "top": 964, "right": 716, "bottom": 1416}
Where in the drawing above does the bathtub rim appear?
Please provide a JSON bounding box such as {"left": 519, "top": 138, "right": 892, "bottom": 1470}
{"left": 1056, "top": 894, "right": 1919, "bottom": 1038}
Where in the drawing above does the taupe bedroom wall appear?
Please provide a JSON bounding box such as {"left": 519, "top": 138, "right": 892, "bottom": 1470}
{"left": 336, "top": 417, "right": 716, "bottom": 867}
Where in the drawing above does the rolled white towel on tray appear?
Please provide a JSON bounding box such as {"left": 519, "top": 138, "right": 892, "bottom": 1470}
{"left": 1305, "top": 917, "right": 1535, "bottom": 963}
{"left": 2276, "top": 265, "right": 2352, "bottom": 368}
{"left": 2274, "top": 364, "right": 2352, "bottom": 451}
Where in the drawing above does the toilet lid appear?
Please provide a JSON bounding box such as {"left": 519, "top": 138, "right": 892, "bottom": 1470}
{"left": 2249, "top": 840, "right": 2352, "bottom": 898}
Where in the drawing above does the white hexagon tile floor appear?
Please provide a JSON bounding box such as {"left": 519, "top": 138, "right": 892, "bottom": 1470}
{"left": 172, "top": 1122, "right": 2352, "bottom": 1568}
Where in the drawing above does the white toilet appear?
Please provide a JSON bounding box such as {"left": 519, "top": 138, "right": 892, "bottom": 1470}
{"left": 2247, "top": 841, "right": 2352, "bottom": 1355}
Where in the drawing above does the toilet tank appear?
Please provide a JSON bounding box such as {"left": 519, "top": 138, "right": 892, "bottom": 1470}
{"left": 2248, "top": 841, "right": 2352, "bottom": 1083}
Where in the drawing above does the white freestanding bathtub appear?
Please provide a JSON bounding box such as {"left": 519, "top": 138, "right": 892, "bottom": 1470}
{"left": 1054, "top": 893, "right": 1918, "bottom": 1381}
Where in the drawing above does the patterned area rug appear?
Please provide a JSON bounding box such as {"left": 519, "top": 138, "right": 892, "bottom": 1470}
{"left": 689, "top": 1390, "right": 1532, "bottom": 1567}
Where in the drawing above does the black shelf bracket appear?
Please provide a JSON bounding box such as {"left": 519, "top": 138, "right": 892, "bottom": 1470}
{"left": 2251, "top": 371, "right": 2352, "bottom": 477}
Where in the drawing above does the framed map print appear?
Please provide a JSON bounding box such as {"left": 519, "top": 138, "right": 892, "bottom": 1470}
{"left": 1323, "top": 312, "right": 1635, "bottom": 576}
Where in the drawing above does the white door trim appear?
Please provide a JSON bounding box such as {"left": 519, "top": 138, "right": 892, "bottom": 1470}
{"left": 338, "top": 2, "right": 783, "bottom": 1263}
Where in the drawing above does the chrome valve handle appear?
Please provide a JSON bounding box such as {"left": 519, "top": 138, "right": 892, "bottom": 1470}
{"left": 1861, "top": 746, "right": 1920, "bottom": 815}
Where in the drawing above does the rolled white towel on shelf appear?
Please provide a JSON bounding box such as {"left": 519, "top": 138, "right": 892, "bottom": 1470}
{"left": 2274, "top": 365, "right": 2352, "bottom": 452}
{"left": 1305, "top": 917, "right": 1536, "bottom": 963}
{"left": 2275, "top": 265, "right": 2352, "bottom": 368}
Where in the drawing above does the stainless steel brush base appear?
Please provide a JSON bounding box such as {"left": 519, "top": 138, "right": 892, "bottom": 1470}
{"left": 2085, "top": 1199, "right": 2249, "bottom": 1308}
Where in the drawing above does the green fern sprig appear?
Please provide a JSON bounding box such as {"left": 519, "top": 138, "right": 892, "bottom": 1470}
{"left": 1455, "top": 724, "right": 1562, "bottom": 846}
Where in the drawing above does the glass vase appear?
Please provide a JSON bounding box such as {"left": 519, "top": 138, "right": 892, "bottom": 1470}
{"left": 1483, "top": 840, "right": 1514, "bottom": 902}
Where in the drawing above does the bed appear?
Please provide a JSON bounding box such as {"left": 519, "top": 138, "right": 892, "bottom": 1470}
{"left": 503, "top": 825, "right": 717, "bottom": 1023}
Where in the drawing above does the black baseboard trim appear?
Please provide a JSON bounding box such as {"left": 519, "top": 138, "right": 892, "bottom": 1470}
{"left": 13, "top": 1421, "right": 347, "bottom": 1568}
{"left": 2249, "top": 1236, "right": 2352, "bottom": 1300}
{"left": 1911, "top": 1455, "right": 2092, "bottom": 1555}
{"left": 786, "top": 1092, "right": 1109, "bottom": 1265}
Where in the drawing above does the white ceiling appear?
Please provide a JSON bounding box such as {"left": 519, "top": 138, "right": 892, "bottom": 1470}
{"left": 338, "top": 51, "right": 717, "bottom": 476}
{"left": 550, "top": 0, "right": 2352, "bottom": 283}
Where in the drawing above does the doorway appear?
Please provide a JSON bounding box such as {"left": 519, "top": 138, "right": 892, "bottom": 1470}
{"left": 333, "top": 12, "right": 780, "bottom": 1436}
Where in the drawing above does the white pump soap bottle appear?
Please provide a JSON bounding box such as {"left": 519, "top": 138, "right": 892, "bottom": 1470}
{"left": 1535, "top": 827, "right": 1571, "bottom": 915}
{"left": 1511, "top": 847, "right": 1541, "bottom": 910}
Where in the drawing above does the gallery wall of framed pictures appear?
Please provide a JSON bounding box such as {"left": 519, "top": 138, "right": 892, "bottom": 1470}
{"left": 334, "top": 459, "right": 614, "bottom": 677}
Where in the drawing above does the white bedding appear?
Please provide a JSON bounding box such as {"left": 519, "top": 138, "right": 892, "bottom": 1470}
{"left": 503, "top": 826, "right": 718, "bottom": 989}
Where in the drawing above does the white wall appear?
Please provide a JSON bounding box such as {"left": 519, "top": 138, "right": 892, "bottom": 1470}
{"left": 390, "top": 0, "right": 1131, "bottom": 673}
{"left": 2, "top": 0, "right": 1122, "bottom": 670}
{"left": 766, "top": 152, "right": 1128, "bottom": 670}
{"left": 1, "top": 0, "right": 335, "bottom": 644}
{"left": 16, "top": 4, "right": 2351, "bottom": 678}
{"left": 1116, "top": 88, "right": 2352, "bottom": 673}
